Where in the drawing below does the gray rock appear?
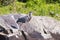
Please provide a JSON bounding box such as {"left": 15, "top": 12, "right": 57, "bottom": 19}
{"left": 0, "top": 17, "right": 12, "bottom": 34}
{"left": 0, "top": 14, "right": 60, "bottom": 40}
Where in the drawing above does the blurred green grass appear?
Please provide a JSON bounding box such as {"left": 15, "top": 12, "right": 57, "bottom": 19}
{"left": 0, "top": 0, "right": 60, "bottom": 20}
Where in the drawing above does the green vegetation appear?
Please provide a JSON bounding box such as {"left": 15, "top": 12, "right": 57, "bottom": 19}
{"left": 0, "top": 0, "right": 60, "bottom": 20}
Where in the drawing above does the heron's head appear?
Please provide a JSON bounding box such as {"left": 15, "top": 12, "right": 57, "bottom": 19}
{"left": 28, "top": 11, "right": 33, "bottom": 17}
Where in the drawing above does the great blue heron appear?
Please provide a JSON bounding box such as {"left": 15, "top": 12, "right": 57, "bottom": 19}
{"left": 17, "top": 12, "right": 33, "bottom": 23}
{"left": 16, "top": 12, "right": 33, "bottom": 40}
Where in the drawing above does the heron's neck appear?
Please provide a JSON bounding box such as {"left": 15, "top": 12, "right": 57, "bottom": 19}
{"left": 28, "top": 13, "right": 32, "bottom": 21}
{"left": 29, "top": 13, "right": 32, "bottom": 17}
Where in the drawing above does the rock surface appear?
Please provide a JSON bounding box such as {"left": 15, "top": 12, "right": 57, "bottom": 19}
{"left": 0, "top": 14, "right": 60, "bottom": 40}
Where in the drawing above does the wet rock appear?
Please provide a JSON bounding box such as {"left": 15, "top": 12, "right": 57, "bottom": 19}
{"left": 29, "top": 16, "right": 60, "bottom": 39}
{"left": 0, "top": 14, "right": 60, "bottom": 40}
{"left": 0, "top": 17, "right": 12, "bottom": 34}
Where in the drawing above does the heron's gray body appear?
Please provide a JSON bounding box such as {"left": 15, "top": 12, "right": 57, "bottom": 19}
{"left": 17, "top": 12, "right": 32, "bottom": 23}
